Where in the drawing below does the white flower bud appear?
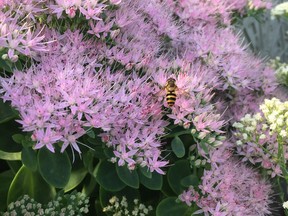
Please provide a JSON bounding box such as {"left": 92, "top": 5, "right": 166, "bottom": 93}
{"left": 198, "top": 131, "right": 207, "bottom": 139}
{"left": 236, "top": 140, "right": 243, "bottom": 145}
{"left": 242, "top": 133, "right": 248, "bottom": 140}
{"left": 194, "top": 159, "right": 201, "bottom": 166}
{"left": 259, "top": 134, "right": 266, "bottom": 139}
{"left": 280, "top": 130, "right": 287, "bottom": 137}
{"left": 207, "top": 137, "right": 216, "bottom": 144}
{"left": 232, "top": 122, "right": 244, "bottom": 128}
{"left": 213, "top": 140, "right": 223, "bottom": 147}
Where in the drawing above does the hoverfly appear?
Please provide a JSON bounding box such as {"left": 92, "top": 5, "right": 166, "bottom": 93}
{"left": 165, "top": 78, "right": 177, "bottom": 107}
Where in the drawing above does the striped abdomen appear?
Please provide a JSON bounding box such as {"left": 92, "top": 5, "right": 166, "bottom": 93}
{"left": 166, "top": 90, "right": 176, "bottom": 107}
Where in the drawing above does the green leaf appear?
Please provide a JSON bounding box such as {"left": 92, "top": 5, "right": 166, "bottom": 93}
{"left": 64, "top": 168, "right": 88, "bottom": 193}
{"left": 0, "top": 99, "right": 17, "bottom": 124}
{"left": 139, "top": 170, "right": 163, "bottom": 190}
{"left": 86, "top": 129, "right": 95, "bottom": 138}
{"left": 104, "top": 147, "right": 114, "bottom": 158}
{"left": 180, "top": 175, "right": 199, "bottom": 187}
{"left": 12, "top": 134, "right": 24, "bottom": 144}
{"left": 0, "top": 121, "right": 22, "bottom": 153}
{"left": 83, "top": 150, "right": 95, "bottom": 174}
{"left": 167, "top": 160, "right": 192, "bottom": 195}
{"left": 38, "top": 148, "right": 71, "bottom": 188}
{"left": 116, "top": 165, "right": 139, "bottom": 189}
{"left": 6, "top": 161, "right": 22, "bottom": 174}
{"left": 139, "top": 166, "right": 152, "bottom": 178}
{"left": 21, "top": 147, "right": 37, "bottom": 171}
{"left": 82, "top": 175, "right": 97, "bottom": 197}
{"left": 171, "top": 136, "right": 185, "bottom": 158}
{"left": 93, "top": 145, "right": 107, "bottom": 159}
{"left": 0, "top": 58, "right": 12, "bottom": 73}
{"left": 7, "top": 166, "right": 56, "bottom": 204}
{"left": 94, "top": 160, "right": 125, "bottom": 192}
{"left": 0, "top": 170, "right": 14, "bottom": 211}
{"left": 21, "top": 136, "right": 34, "bottom": 148}
{"left": 156, "top": 197, "right": 189, "bottom": 216}
{"left": 0, "top": 150, "right": 21, "bottom": 160}
{"left": 161, "top": 174, "right": 176, "bottom": 196}
{"left": 200, "top": 141, "right": 209, "bottom": 154}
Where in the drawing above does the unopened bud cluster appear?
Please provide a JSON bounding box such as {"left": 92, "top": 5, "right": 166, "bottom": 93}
{"left": 103, "top": 196, "right": 153, "bottom": 216}
{"left": 268, "top": 57, "right": 288, "bottom": 86}
{"left": 233, "top": 98, "right": 288, "bottom": 177}
{"left": 271, "top": 2, "right": 288, "bottom": 19}
{"left": 1, "top": 191, "right": 89, "bottom": 216}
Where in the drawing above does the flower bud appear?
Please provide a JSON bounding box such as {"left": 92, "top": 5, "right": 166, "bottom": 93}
{"left": 191, "top": 129, "right": 196, "bottom": 134}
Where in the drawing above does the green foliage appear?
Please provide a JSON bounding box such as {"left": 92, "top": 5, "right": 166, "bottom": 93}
{"left": 167, "top": 160, "right": 192, "bottom": 195}
{"left": 94, "top": 160, "right": 126, "bottom": 192}
{"left": 116, "top": 165, "right": 139, "bottom": 189}
{"left": 21, "top": 147, "right": 37, "bottom": 171}
{"left": 7, "top": 165, "right": 56, "bottom": 205}
{"left": 139, "top": 170, "right": 163, "bottom": 190}
{"left": 156, "top": 197, "right": 190, "bottom": 216}
{"left": 38, "top": 148, "right": 71, "bottom": 188}
{"left": 0, "top": 150, "right": 21, "bottom": 161}
{"left": 171, "top": 136, "right": 185, "bottom": 158}
{"left": 180, "top": 175, "right": 199, "bottom": 188}
{"left": 0, "top": 100, "right": 17, "bottom": 124}
{"left": 0, "top": 170, "right": 14, "bottom": 211}
{"left": 64, "top": 167, "right": 88, "bottom": 193}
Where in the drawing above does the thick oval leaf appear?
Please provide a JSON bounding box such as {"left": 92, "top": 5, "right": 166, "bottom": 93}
{"left": 0, "top": 99, "right": 16, "bottom": 124}
{"left": 180, "top": 175, "right": 199, "bottom": 187}
{"left": 139, "top": 170, "right": 163, "bottom": 190}
{"left": 64, "top": 168, "right": 87, "bottom": 193}
{"left": 116, "top": 165, "right": 139, "bottom": 189}
{"left": 156, "top": 197, "right": 189, "bottom": 216}
{"left": 171, "top": 136, "right": 185, "bottom": 158}
{"left": 200, "top": 141, "right": 209, "bottom": 154}
{"left": 12, "top": 134, "right": 24, "bottom": 144}
{"left": 82, "top": 175, "right": 97, "bottom": 197}
{"left": 86, "top": 129, "right": 96, "bottom": 138}
{"left": 7, "top": 166, "right": 56, "bottom": 204}
{"left": 167, "top": 160, "right": 192, "bottom": 195}
{"left": 0, "top": 121, "right": 23, "bottom": 152}
{"left": 0, "top": 170, "right": 14, "bottom": 211}
{"left": 0, "top": 58, "right": 12, "bottom": 73}
{"left": 38, "top": 148, "right": 71, "bottom": 188}
{"left": 161, "top": 176, "right": 176, "bottom": 197}
{"left": 21, "top": 147, "right": 37, "bottom": 171}
{"left": 83, "top": 150, "right": 95, "bottom": 174}
{"left": 94, "top": 160, "right": 125, "bottom": 192}
{"left": 139, "top": 166, "right": 152, "bottom": 178}
{"left": 93, "top": 145, "right": 107, "bottom": 159}
{"left": 0, "top": 150, "right": 21, "bottom": 160}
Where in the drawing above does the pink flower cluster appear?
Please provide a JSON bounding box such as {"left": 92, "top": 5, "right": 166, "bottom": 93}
{"left": 179, "top": 154, "right": 272, "bottom": 215}
{"left": 169, "top": 0, "right": 271, "bottom": 26}
{"left": 1, "top": 29, "right": 227, "bottom": 174}
{"left": 0, "top": 4, "right": 48, "bottom": 62}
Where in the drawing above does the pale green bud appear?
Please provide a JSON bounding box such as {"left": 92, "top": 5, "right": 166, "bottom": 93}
{"left": 213, "top": 140, "right": 223, "bottom": 147}
{"left": 232, "top": 122, "right": 244, "bottom": 129}
{"left": 191, "top": 129, "right": 196, "bottom": 134}
{"left": 194, "top": 159, "right": 201, "bottom": 166}
{"left": 259, "top": 134, "right": 266, "bottom": 139}
{"left": 236, "top": 140, "right": 243, "bottom": 145}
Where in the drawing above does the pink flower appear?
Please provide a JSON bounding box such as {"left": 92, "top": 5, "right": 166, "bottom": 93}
{"left": 195, "top": 158, "right": 272, "bottom": 215}
{"left": 179, "top": 186, "right": 200, "bottom": 206}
